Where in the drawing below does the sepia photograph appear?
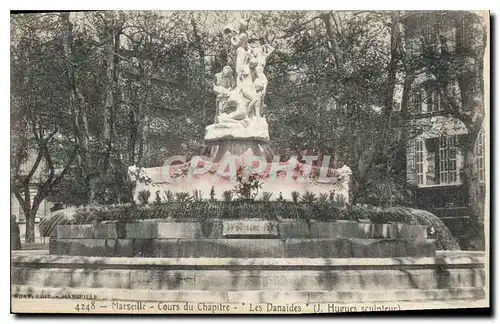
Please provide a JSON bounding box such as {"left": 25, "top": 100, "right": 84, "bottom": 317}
{"left": 10, "top": 9, "right": 490, "bottom": 314}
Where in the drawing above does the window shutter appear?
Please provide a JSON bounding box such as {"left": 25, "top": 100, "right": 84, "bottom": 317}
{"left": 406, "top": 139, "right": 416, "bottom": 184}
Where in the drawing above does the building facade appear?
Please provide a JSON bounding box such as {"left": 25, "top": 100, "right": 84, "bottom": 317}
{"left": 400, "top": 12, "right": 487, "bottom": 248}
{"left": 11, "top": 151, "right": 54, "bottom": 243}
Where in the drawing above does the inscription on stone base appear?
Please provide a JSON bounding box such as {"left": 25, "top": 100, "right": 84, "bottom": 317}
{"left": 222, "top": 220, "right": 278, "bottom": 238}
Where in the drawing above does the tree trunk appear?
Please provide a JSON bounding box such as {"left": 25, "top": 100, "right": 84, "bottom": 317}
{"left": 21, "top": 185, "right": 33, "bottom": 243}
{"left": 78, "top": 89, "right": 94, "bottom": 203}
{"left": 102, "top": 14, "right": 118, "bottom": 173}
{"left": 400, "top": 71, "right": 414, "bottom": 115}
{"left": 25, "top": 210, "right": 36, "bottom": 244}
{"left": 452, "top": 14, "right": 485, "bottom": 243}
{"left": 321, "top": 12, "right": 342, "bottom": 70}
{"left": 13, "top": 187, "right": 41, "bottom": 244}
{"left": 62, "top": 12, "right": 94, "bottom": 202}
{"left": 137, "top": 114, "right": 149, "bottom": 166}
{"left": 61, "top": 12, "right": 83, "bottom": 176}
{"left": 461, "top": 130, "right": 484, "bottom": 248}
{"left": 125, "top": 74, "right": 138, "bottom": 166}
{"left": 384, "top": 12, "right": 401, "bottom": 115}
{"left": 191, "top": 17, "right": 207, "bottom": 124}
{"left": 103, "top": 50, "right": 113, "bottom": 172}
{"left": 136, "top": 60, "right": 150, "bottom": 166}
{"left": 76, "top": 88, "right": 92, "bottom": 176}
{"left": 128, "top": 107, "right": 137, "bottom": 166}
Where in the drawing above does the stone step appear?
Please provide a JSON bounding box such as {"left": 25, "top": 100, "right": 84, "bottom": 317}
{"left": 12, "top": 267, "right": 485, "bottom": 292}
{"left": 12, "top": 251, "right": 484, "bottom": 266}
{"left": 11, "top": 285, "right": 486, "bottom": 304}
{"left": 12, "top": 253, "right": 484, "bottom": 292}
{"left": 49, "top": 238, "right": 436, "bottom": 258}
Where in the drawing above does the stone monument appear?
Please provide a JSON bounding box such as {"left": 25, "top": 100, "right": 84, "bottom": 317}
{"left": 204, "top": 19, "right": 273, "bottom": 162}
{"left": 127, "top": 18, "right": 353, "bottom": 204}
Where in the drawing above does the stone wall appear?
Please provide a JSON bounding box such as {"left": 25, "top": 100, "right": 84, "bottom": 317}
{"left": 49, "top": 220, "right": 433, "bottom": 258}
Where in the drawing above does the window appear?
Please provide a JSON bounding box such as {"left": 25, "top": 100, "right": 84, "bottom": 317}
{"left": 411, "top": 90, "right": 423, "bottom": 113}
{"left": 434, "top": 91, "right": 442, "bottom": 111}
{"left": 426, "top": 88, "right": 433, "bottom": 112}
{"left": 18, "top": 203, "right": 25, "bottom": 222}
{"left": 475, "top": 130, "right": 485, "bottom": 182}
{"left": 422, "top": 24, "right": 437, "bottom": 52}
{"left": 415, "top": 140, "right": 425, "bottom": 185}
{"left": 460, "top": 16, "right": 471, "bottom": 50}
{"left": 439, "top": 135, "right": 458, "bottom": 184}
{"left": 428, "top": 89, "right": 443, "bottom": 112}
{"left": 407, "top": 140, "right": 416, "bottom": 183}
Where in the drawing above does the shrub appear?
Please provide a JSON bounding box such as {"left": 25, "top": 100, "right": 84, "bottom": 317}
{"left": 300, "top": 191, "right": 317, "bottom": 204}
{"left": 312, "top": 202, "right": 340, "bottom": 222}
{"left": 318, "top": 193, "right": 329, "bottom": 203}
{"left": 400, "top": 207, "right": 460, "bottom": 250}
{"left": 154, "top": 191, "right": 163, "bottom": 205}
{"left": 189, "top": 201, "right": 207, "bottom": 221}
{"left": 66, "top": 210, "right": 87, "bottom": 225}
{"left": 222, "top": 190, "right": 233, "bottom": 202}
{"left": 192, "top": 189, "right": 203, "bottom": 202}
{"left": 261, "top": 192, "right": 273, "bottom": 202}
{"left": 92, "top": 168, "right": 132, "bottom": 205}
{"left": 165, "top": 190, "right": 174, "bottom": 202}
{"left": 221, "top": 201, "right": 234, "bottom": 219}
{"left": 175, "top": 192, "right": 192, "bottom": 203}
{"left": 39, "top": 212, "right": 71, "bottom": 237}
{"left": 239, "top": 202, "right": 251, "bottom": 219}
{"left": 233, "top": 166, "right": 263, "bottom": 201}
{"left": 206, "top": 200, "right": 222, "bottom": 218}
{"left": 272, "top": 202, "right": 287, "bottom": 220}
{"left": 138, "top": 190, "right": 151, "bottom": 205}
{"left": 296, "top": 203, "right": 314, "bottom": 222}
{"left": 334, "top": 195, "right": 346, "bottom": 207}
{"left": 209, "top": 186, "right": 217, "bottom": 202}
{"left": 291, "top": 191, "right": 300, "bottom": 203}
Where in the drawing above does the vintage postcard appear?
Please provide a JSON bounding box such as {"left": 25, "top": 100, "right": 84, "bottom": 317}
{"left": 10, "top": 10, "right": 490, "bottom": 314}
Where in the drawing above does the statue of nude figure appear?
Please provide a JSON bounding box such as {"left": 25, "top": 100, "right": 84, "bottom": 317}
{"left": 230, "top": 19, "right": 250, "bottom": 86}
{"left": 213, "top": 66, "right": 235, "bottom": 123}
{"left": 250, "top": 42, "right": 275, "bottom": 115}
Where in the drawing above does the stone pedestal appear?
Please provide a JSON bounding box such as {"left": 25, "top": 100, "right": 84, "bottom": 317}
{"left": 202, "top": 139, "right": 273, "bottom": 163}
{"left": 203, "top": 116, "right": 272, "bottom": 162}
{"left": 204, "top": 117, "right": 270, "bottom": 142}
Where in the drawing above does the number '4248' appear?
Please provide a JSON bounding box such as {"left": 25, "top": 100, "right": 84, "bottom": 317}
{"left": 75, "top": 302, "right": 96, "bottom": 312}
